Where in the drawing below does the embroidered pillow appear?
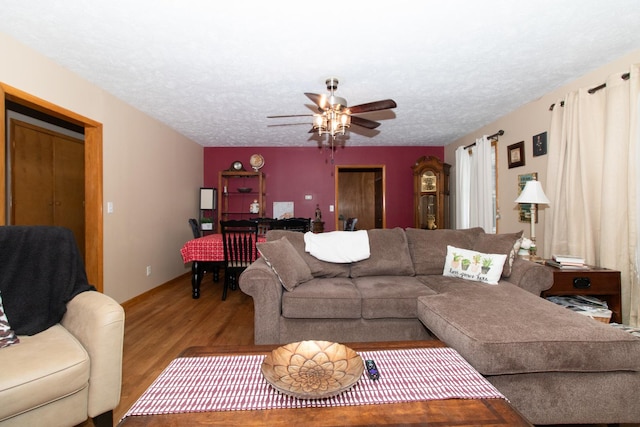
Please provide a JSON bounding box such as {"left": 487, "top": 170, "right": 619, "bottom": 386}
{"left": 472, "top": 231, "right": 523, "bottom": 278}
{"left": 257, "top": 237, "right": 314, "bottom": 291}
{"left": 443, "top": 245, "right": 507, "bottom": 285}
{"left": 0, "top": 291, "right": 20, "bottom": 349}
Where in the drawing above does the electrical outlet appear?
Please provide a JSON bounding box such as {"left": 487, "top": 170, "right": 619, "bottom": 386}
{"left": 304, "top": 194, "right": 313, "bottom": 200}
{"left": 146, "top": 266, "right": 151, "bottom": 276}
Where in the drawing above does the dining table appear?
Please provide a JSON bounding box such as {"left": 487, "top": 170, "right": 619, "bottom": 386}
{"left": 180, "top": 233, "right": 265, "bottom": 299}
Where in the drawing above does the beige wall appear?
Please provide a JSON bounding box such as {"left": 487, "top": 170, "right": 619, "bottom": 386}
{"left": 445, "top": 49, "right": 640, "bottom": 258}
{"left": 1, "top": 33, "right": 203, "bottom": 303}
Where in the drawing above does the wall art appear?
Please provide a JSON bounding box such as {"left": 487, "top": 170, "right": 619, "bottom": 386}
{"left": 533, "top": 132, "right": 547, "bottom": 156}
{"left": 507, "top": 141, "right": 525, "bottom": 168}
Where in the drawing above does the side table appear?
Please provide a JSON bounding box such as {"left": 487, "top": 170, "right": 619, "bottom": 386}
{"left": 312, "top": 220, "right": 324, "bottom": 233}
{"left": 541, "top": 264, "right": 622, "bottom": 323}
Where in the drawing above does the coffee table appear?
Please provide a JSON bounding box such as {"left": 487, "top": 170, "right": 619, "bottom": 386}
{"left": 117, "top": 341, "right": 532, "bottom": 426}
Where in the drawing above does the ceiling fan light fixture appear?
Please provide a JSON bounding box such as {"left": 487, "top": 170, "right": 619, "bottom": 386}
{"left": 313, "top": 113, "right": 327, "bottom": 134}
{"left": 313, "top": 109, "right": 350, "bottom": 137}
{"left": 270, "top": 77, "right": 395, "bottom": 142}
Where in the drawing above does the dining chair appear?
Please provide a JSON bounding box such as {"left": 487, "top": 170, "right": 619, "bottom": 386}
{"left": 188, "top": 218, "right": 201, "bottom": 239}
{"left": 187, "top": 218, "right": 221, "bottom": 285}
{"left": 251, "top": 217, "right": 275, "bottom": 236}
{"left": 344, "top": 217, "right": 358, "bottom": 231}
{"left": 271, "top": 217, "right": 311, "bottom": 232}
{"left": 219, "top": 219, "right": 259, "bottom": 300}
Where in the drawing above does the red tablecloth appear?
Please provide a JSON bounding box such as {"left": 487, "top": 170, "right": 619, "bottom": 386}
{"left": 180, "top": 234, "right": 266, "bottom": 263}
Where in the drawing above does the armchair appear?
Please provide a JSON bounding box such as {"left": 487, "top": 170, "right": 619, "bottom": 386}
{"left": 0, "top": 226, "right": 125, "bottom": 427}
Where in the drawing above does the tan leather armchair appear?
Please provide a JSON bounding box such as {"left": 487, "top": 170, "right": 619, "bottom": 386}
{"left": 0, "top": 226, "right": 125, "bottom": 427}
{"left": 0, "top": 291, "right": 124, "bottom": 427}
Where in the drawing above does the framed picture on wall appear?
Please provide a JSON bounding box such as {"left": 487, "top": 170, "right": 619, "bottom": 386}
{"left": 533, "top": 132, "right": 547, "bottom": 156}
{"left": 273, "top": 201, "right": 294, "bottom": 219}
{"left": 518, "top": 172, "right": 538, "bottom": 223}
{"left": 507, "top": 141, "right": 525, "bottom": 168}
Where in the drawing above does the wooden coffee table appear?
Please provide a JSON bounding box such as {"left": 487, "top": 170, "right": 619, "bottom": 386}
{"left": 117, "top": 341, "right": 532, "bottom": 426}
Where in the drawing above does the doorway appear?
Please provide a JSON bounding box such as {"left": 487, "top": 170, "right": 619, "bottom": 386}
{"left": 335, "top": 165, "right": 386, "bottom": 230}
{"left": 1, "top": 83, "right": 104, "bottom": 292}
{"left": 10, "top": 119, "right": 86, "bottom": 259}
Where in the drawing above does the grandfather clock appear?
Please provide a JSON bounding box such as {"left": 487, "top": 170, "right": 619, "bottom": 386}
{"left": 412, "top": 156, "right": 450, "bottom": 230}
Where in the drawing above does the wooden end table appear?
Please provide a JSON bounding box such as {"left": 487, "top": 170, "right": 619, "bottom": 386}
{"left": 117, "top": 341, "right": 531, "bottom": 427}
{"left": 542, "top": 264, "right": 622, "bottom": 323}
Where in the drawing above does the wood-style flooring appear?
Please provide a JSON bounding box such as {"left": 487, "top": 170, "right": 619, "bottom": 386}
{"left": 77, "top": 271, "right": 254, "bottom": 426}
{"left": 82, "top": 271, "right": 637, "bottom": 427}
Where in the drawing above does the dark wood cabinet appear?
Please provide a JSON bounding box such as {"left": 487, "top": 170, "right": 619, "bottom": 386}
{"left": 541, "top": 265, "right": 622, "bottom": 323}
{"left": 412, "top": 156, "right": 450, "bottom": 230}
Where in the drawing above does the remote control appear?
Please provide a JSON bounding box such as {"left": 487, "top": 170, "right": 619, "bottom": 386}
{"left": 365, "top": 359, "right": 380, "bottom": 381}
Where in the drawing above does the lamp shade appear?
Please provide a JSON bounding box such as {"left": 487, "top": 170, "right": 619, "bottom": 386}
{"left": 514, "top": 180, "right": 550, "bottom": 205}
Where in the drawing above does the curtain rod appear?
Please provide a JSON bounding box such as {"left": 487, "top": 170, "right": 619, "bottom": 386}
{"left": 549, "top": 72, "right": 630, "bottom": 110}
{"left": 464, "top": 130, "right": 504, "bottom": 150}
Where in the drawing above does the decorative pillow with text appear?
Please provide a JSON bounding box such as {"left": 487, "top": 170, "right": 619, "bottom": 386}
{"left": 443, "top": 245, "right": 507, "bottom": 285}
{"left": 472, "top": 231, "right": 523, "bottom": 278}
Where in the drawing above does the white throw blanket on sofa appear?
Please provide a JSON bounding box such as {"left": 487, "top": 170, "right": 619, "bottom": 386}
{"left": 304, "top": 230, "right": 370, "bottom": 263}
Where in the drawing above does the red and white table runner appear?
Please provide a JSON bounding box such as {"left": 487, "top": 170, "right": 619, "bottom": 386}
{"left": 124, "top": 347, "right": 504, "bottom": 418}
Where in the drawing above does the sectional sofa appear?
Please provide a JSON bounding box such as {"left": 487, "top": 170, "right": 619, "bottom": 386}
{"left": 239, "top": 227, "right": 640, "bottom": 424}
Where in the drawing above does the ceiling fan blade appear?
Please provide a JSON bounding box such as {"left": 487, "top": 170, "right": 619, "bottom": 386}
{"left": 350, "top": 116, "right": 381, "bottom": 130}
{"left": 267, "top": 114, "right": 313, "bottom": 118}
{"left": 305, "top": 92, "right": 331, "bottom": 111}
{"left": 267, "top": 123, "right": 311, "bottom": 127}
{"left": 349, "top": 99, "right": 397, "bottom": 114}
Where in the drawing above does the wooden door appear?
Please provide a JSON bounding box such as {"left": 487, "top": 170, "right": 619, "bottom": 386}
{"left": 11, "top": 119, "right": 85, "bottom": 257}
{"left": 336, "top": 166, "right": 386, "bottom": 231}
{"left": 12, "top": 121, "right": 54, "bottom": 224}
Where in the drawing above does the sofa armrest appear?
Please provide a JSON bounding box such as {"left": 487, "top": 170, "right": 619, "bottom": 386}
{"left": 61, "top": 291, "right": 125, "bottom": 418}
{"left": 505, "top": 258, "right": 554, "bottom": 295}
{"left": 239, "top": 258, "right": 284, "bottom": 344}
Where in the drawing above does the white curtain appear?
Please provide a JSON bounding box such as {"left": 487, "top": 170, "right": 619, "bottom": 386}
{"left": 455, "top": 136, "right": 494, "bottom": 232}
{"left": 544, "top": 64, "right": 640, "bottom": 327}
{"left": 455, "top": 146, "right": 471, "bottom": 228}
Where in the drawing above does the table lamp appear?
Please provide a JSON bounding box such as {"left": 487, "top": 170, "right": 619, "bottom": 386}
{"left": 514, "top": 179, "right": 550, "bottom": 258}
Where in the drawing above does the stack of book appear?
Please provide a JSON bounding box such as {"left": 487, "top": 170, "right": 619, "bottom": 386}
{"left": 546, "top": 254, "right": 588, "bottom": 269}
{"left": 546, "top": 295, "right": 612, "bottom": 323}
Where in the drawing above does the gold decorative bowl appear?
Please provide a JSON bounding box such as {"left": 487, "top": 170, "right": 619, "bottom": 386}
{"left": 261, "top": 340, "right": 364, "bottom": 399}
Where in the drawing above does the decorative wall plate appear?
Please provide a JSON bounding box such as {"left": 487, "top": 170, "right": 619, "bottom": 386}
{"left": 261, "top": 340, "right": 364, "bottom": 400}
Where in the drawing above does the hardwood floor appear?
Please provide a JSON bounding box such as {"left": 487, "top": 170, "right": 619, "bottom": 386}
{"left": 81, "top": 272, "right": 255, "bottom": 426}
{"left": 81, "top": 272, "right": 637, "bottom": 427}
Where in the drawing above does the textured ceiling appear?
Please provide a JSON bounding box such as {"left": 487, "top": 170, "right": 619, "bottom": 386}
{"left": 1, "top": 1, "right": 639, "bottom": 147}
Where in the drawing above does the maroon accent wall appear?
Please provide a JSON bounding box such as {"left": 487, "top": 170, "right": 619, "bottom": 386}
{"left": 204, "top": 145, "right": 444, "bottom": 231}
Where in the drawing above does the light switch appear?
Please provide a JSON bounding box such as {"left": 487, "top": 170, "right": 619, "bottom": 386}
{"left": 107, "top": 202, "right": 114, "bottom": 214}
{"left": 329, "top": 205, "right": 334, "bottom": 212}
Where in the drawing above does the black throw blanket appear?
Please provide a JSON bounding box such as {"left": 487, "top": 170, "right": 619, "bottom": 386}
{"left": 0, "top": 226, "right": 95, "bottom": 336}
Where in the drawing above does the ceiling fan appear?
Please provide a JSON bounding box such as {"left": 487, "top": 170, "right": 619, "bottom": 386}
{"left": 267, "top": 78, "right": 397, "bottom": 140}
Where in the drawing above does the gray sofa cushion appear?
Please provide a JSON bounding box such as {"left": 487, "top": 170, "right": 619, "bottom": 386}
{"left": 353, "top": 276, "right": 437, "bottom": 319}
{"left": 267, "top": 230, "right": 351, "bottom": 278}
{"left": 406, "top": 227, "right": 483, "bottom": 275}
{"left": 350, "top": 228, "right": 415, "bottom": 278}
{"left": 257, "top": 237, "right": 313, "bottom": 291}
{"left": 417, "top": 282, "right": 640, "bottom": 376}
{"left": 281, "top": 277, "right": 361, "bottom": 319}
